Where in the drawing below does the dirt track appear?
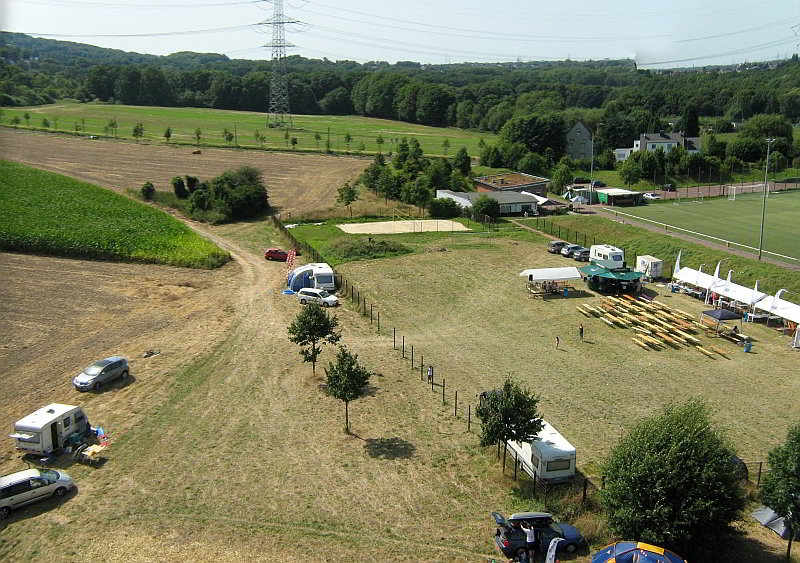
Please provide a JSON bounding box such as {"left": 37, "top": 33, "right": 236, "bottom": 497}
{"left": 0, "top": 128, "right": 368, "bottom": 215}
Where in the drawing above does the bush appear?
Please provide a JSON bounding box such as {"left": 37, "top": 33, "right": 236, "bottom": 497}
{"left": 602, "top": 400, "right": 745, "bottom": 551}
{"left": 140, "top": 182, "right": 155, "bottom": 200}
{"left": 208, "top": 166, "right": 269, "bottom": 221}
{"left": 172, "top": 176, "right": 188, "bottom": 199}
{"left": 428, "top": 198, "right": 462, "bottom": 218}
{"left": 185, "top": 175, "right": 199, "bottom": 192}
{"left": 470, "top": 195, "right": 501, "bottom": 219}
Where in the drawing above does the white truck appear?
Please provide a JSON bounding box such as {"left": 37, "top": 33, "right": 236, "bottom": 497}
{"left": 10, "top": 404, "right": 90, "bottom": 455}
{"left": 506, "top": 420, "right": 576, "bottom": 483}
{"left": 589, "top": 245, "right": 625, "bottom": 269}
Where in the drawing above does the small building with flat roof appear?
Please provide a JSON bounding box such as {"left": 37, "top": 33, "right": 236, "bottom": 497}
{"left": 436, "top": 190, "right": 538, "bottom": 216}
{"left": 595, "top": 187, "right": 642, "bottom": 206}
{"left": 473, "top": 172, "right": 550, "bottom": 197}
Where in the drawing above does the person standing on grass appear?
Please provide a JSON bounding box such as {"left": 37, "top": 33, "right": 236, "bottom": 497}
{"left": 579, "top": 324, "right": 584, "bottom": 341}
{"left": 427, "top": 365, "right": 433, "bottom": 384}
{"left": 555, "top": 336, "right": 560, "bottom": 349}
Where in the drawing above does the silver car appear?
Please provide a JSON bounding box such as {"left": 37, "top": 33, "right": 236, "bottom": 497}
{"left": 0, "top": 468, "right": 74, "bottom": 518}
{"left": 296, "top": 288, "right": 339, "bottom": 307}
{"left": 73, "top": 356, "right": 129, "bottom": 391}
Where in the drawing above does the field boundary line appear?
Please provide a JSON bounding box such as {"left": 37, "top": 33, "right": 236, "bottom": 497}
{"left": 608, "top": 209, "right": 799, "bottom": 263}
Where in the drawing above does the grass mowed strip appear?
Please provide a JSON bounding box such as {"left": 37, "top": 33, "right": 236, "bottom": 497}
{"left": 615, "top": 190, "right": 800, "bottom": 261}
{"left": 522, "top": 214, "right": 800, "bottom": 296}
{"left": 5, "top": 101, "right": 495, "bottom": 156}
{"left": 0, "top": 160, "right": 229, "bottom": 268}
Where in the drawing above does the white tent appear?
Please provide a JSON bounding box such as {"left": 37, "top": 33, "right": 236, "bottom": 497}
{"left": 519, "top": 267, "right": 583, "bottom": 282}
{"left": 753, "top": 290, "right": 800, "bottom": 324}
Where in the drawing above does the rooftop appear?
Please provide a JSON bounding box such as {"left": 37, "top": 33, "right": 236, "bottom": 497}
{"left": 474, "top": 172, "right": 549, "bottom": 189}
{"left": 438, "top": 190, "right": 540, "bottom": 204}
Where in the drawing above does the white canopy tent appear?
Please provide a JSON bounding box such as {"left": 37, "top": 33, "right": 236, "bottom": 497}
{"left": 519, "top": 267, "right": 583, "bottom": 282}
{"left": 753, "top": 290, "right": 800, "bottom": 324}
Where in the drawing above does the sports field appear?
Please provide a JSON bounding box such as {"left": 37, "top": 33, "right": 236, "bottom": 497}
{"left": 2, "top": 101, "right": 495, "bottom": 156}
{"left": 616, "top": 190, "right": 800, "bottom": 262}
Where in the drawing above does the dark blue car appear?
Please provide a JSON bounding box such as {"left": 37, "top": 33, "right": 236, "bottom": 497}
{"left": 491, "top": 511, "right": 585, "bottom": 559}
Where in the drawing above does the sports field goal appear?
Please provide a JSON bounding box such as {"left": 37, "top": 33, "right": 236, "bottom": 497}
{"left": 727, "top": 184, "right": 766, "bottom": 200}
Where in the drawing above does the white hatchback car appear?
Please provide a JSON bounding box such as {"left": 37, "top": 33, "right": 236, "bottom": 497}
{"left": 642, "top": 192, "right": 662, "bottom": 201}
{"left": 296, "top": 288, "right": 339, "bottom": 307}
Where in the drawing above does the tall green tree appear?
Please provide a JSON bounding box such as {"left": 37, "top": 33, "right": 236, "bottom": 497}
{"left": 194, "top": 127, "right": 202, "bottom": 145}
{"left": 602, "top": 400, "right": 745, "bottom": 550}
{"left": 344, "top": 132, "right": 353, "bottom": 150}
{"left": 442, "top": 138, "right": 451, "bottom": 155}
{"left": 325, "top": 346, "right": 372, "bottom": 432}
{"left": 470, "top": 194, "right": 501, "bottom": 220}
{"left": 132, "top": 122, "right": 144, "bottom": 140}
{"left": 551, "top": 162, "right": 572, "bottom": 194}
{"left": 288, "top": 303, "right": 341, "bottom": 376}
{"left": 163, "top": 126, "right": 172, "bottom": 143}
{"left": 760, "top": 422, "right": 800, "bottom": 560}
{"left": 474, "top": 377, "right": 543, "bottom": 447}
{"left": 314, "top": 132, "right": 321, "bottom": 148}
{"left": 681, "top": 106, "right": 700, "bottom": 137}
{"left": 618, "top": 157, "right": 642, "bottom": 187}
{"left": 453, "top": 146, "right": 471, "bottom": 176}
{"left": 376, "top": 134, "right": 384, "bottom": 153}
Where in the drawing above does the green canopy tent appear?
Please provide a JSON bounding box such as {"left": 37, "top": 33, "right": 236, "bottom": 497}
{"left": 579, "top": 264, "right": 643, "bottom": 294}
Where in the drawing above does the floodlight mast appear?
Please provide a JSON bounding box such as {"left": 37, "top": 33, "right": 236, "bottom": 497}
{"left": 263, "top": 0, "right": 297, "bottom": 129}
{"left": 757, "top": 138, "right": 775, "bottom": 261}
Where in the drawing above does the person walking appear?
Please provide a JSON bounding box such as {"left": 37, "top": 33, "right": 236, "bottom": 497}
{"left": 555, "top": 336, "right": 560, "bottom": 349}
{"left": 427, "top": 365, "right": 434, "bottom": 384}
{"left": 579, "top": 323, "right": 584, "bottom": 341}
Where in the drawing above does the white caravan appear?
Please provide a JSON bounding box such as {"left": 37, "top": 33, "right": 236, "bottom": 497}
{"left": 10, "top": 404, "right": 90, "bottom": 455}
{"left": 590, "top": 245, "right": 625, "bottom": 269}
{"left": 506, "top": 420, "right": 576, "bottom": 483}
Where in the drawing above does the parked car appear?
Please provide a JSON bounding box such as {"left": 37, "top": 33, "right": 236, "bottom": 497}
{"left": 73, "top": 357, "right": 129, "bottom": 391}
{"left": 573, "top": 248, "right": 590, "bottom": 262}
{"left": 547, "top": 240, "right": 569, "bottom": 254}
{"left": 491, "top": 511, "right": 585, "bottom": 558}
{"left": 264, "top": 248, "right": 289, "bottom": 261}
{"left": 0, "top": 468, "right": 74, "bottom": 519}
{"left": 296, "top": 288, "right": 339, "bottom": 307}
{"left": 662, "top": 183, "right": 676, "bottom": 192}
{"left": 572, "top": 177, "right": 590, "bottom": 185}
{"left": 591, "top": 180, "right": 606, "bottom": 188}
{"left": 642, "top": 192, "right": 662, "bottom": 201}
{"left": 561, "top": 244, "right": 583, "bottom": 257}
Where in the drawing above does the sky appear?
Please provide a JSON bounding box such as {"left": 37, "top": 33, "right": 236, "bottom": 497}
{"left": 2, "top": 0, "right": 799, "bottom": 68}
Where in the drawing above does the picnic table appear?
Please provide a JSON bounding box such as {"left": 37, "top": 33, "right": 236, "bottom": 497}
{"left": 74, "top": 443, "right": 107, "bottom": 466}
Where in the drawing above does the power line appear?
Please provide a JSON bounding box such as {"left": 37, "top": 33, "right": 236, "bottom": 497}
{"left": 12, "top": 24, "right": 258, "bottom": 39}
{"left": 639, "top": 35, "right": 799, "bottom": 66}
{"left": 8, "top": 0, "right": 259, "bottom": 8}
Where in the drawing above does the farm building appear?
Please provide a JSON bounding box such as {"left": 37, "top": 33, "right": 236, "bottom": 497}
{"left": 473, "top": 172, "right": 550, "bottom": 197}
{"left": 436, "top": 190, "right": 539, "bottom": 216}
{"left": 566, "top": 120, "right": 593, "bottom": 160}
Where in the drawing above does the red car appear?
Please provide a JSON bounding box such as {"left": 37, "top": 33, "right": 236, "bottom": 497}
{"left": 264, "top": 248, "right": 289, "bottom": 261}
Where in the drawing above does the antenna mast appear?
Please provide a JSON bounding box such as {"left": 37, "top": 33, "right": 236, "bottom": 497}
{"left": 264, "top": 0, "right": 296, "bottom": 128}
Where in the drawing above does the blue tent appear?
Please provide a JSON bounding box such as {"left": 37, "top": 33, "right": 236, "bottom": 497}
{"left": 591, "top": 542, "right": 686, "bottom": 563}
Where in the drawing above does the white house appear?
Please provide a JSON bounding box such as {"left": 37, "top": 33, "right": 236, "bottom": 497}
{"left": 615, "top": 131, "right": 700, "bottom": 161}
{"left": 435, "top": 190, "right": 538, "bottom": 216}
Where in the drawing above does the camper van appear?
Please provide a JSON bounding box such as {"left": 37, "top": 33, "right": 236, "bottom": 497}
{"left": 10, "top": 404, "right": 90, "bottom": 455}
{"left": 506, "top": 421, "right": 576, "bottom": 483}
{"left": 287, "top": 263, "right": 336, "bottom": 293}
{"left": 590, "top": 245, "right": 625, "bottom": 269}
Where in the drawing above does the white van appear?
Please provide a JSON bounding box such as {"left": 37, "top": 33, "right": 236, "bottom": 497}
{"left": 589, "top": 245, "right": 625, "bottom": 269}
{"left": 10, "top": 404, "right": 90, "bottom": 455}
{"left": 506, "top": 420, "right": 576, "bottom": 483}
{"left": 0, "top": 468, "right": 74, "bottom": 519}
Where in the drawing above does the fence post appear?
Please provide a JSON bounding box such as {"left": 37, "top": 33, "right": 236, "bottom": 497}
{"left": 370, "top": 304, "right": 373, "bottom": 324}
{"left": 431, "top": 373, "right": 434, "bottom": 392}
{"left": 757, "top": 462, "right": 763, "bottom": 487}
{"left": 420, "top": 355, "right": 424, "bottom": 380}
{"left": 351, "top": 286, "right": 354, "bottom": 301}
{"left": 377, "top": 312, "right": 380, "bottom": 333}
{"left": 411, "top": 345, "right": 414, "bottom": 366}
{"left": 514, "top": 451, "right": 518, "bottom": 481}
{"left": 402, "top": 336, "right": 405, "bottom": 358}
{"left": 393, "top": 327, "right": 396, "bottom": 350}
{"left": 363, "top": 299, "right": 366, "bottom": 316}
{"left": 442, "top": 378, "right": 446, "bottom": 404}
{"left": 497, "top": 439, "right": 501, "bottom": 460}
{"left": 582, "top": 478, "right": 588, "bottom": 504}
{"left": 468, "top": 405, "right": 471, "bottom": 432}
{"left": 502, "top": 441, "right": 507, "bottom": 473}
{"left": 454, "top": 390, "right": 458, "bottom": 417}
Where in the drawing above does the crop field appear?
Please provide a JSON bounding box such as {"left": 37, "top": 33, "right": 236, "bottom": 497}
{"left": 2, "top": 101, "right": 495, "bottom": 156}
{"left": 0, "top": 161, "right": 229, "bottom": 268}
{"left": 603, "top": 190, "right": 800, "bottom": 263}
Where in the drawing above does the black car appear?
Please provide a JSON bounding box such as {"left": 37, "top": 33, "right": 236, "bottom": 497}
{"left": 572, "top": 177, "right": 590, "bottom": 185}
{"left": 662, "top": 183, "right": 676, "bottom": 192}
{"left": 491, "top": 512, "right": 585, "bottom": 559}
{"left": 591, "top": 180, "right": 606, "bottom": 188}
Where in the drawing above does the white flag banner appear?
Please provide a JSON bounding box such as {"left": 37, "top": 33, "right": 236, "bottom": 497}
{"left": 545, "top": 537, "right": 564, "bottom": 563}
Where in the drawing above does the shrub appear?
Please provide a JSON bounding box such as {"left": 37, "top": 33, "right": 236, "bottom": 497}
{"left": 189, "top": 186, "right": 211, "bottom": 213}
{"left": 208, "top": 165, "right": 269, "bottom": 221}
{"left": 172, "top": 176, "right": 188, "bottom": 199}
{"left": 140, "top": 182, "right": 155, "bottom": 200}
{"left": 471, "top": 195, "right": 501, "bottom": 219}
{"left": 185, "top": 175, "right": 199, "bottom": 192}
{"left": 602, "top": 399, "right": 745, "bottom": 551}
{"left": 428, "top": 197, "right": 462, "bottom": 218}
{"left": 328, "top": 237, "right": 411, "bottom": 261}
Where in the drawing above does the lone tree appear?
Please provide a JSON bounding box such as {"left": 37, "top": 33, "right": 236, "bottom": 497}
{"left": 602, "top": 399, "right": 745, "bottom": 551}
{"left": 442, "top": 137, "right": 451, "bottom": 155}
{"left": 23, "top": 112, "right": 30, "bottom": 126}
{"left": 171, "top": 176, "right": 188, "bottom": 199}
{"left": 619, "top": 157, "right": 642, "bottom": 187}
{"left": 314, "top": 132, "right": 321, "bottom": 148}
{"left": 325, "top": 346, "right": 372, "bottom": 433}
{"left": 376, "top": 134, "right": 384, "bottom": 153}
{"left": 140, "top": 181, "right": 155, "bottom": 200}
{"left": 475, "top": 377, "right": 543, "bottom": 448}
{"left": 337, "top": 181, "right": 359, "bottom": 216}
{"left": 344, "top": 132, "right": 353, "bottom": 150}
{"left": 163, "top": 126, "right": 172, "bottom": 143}
{"left": 132, "top": 122, "right": 145, "bottom": 140}
{"left": 194, "top": 127, "right": 202, "bottom": 146}
{"left": 223, "top": 128, "right": 234, "bottom": 145}
{"left": 761, "top": 421, "right": 800, "bottom": 560}
{"left": 550, "top": 161, "right": 572, "bottom": 194}
{"left": 471, "top": 194, "right": 501, "bottom": 220}
{"left": 291, "top": 137, "right": 298, "bottom": 150}
{"left": 453, "top": 146, "right": 471, "bottom": 176}
{"left": 108, "top": 117, "right": 117, "bottom": 138}
{"left": 288, "top": 303, "right": 341, "bottom": 375}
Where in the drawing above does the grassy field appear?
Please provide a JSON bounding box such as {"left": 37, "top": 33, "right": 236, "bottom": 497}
{"left": 520, "top": 214, "right": 800, "bottom": 296}
{"left": 0, "top": 160, "right": 229, "bottom": 268}
{"left": 1, "top": 102, "right": 495, "bottom": 157}
{"left": 602, "top": 190, "right": 800, "bottom": 262}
